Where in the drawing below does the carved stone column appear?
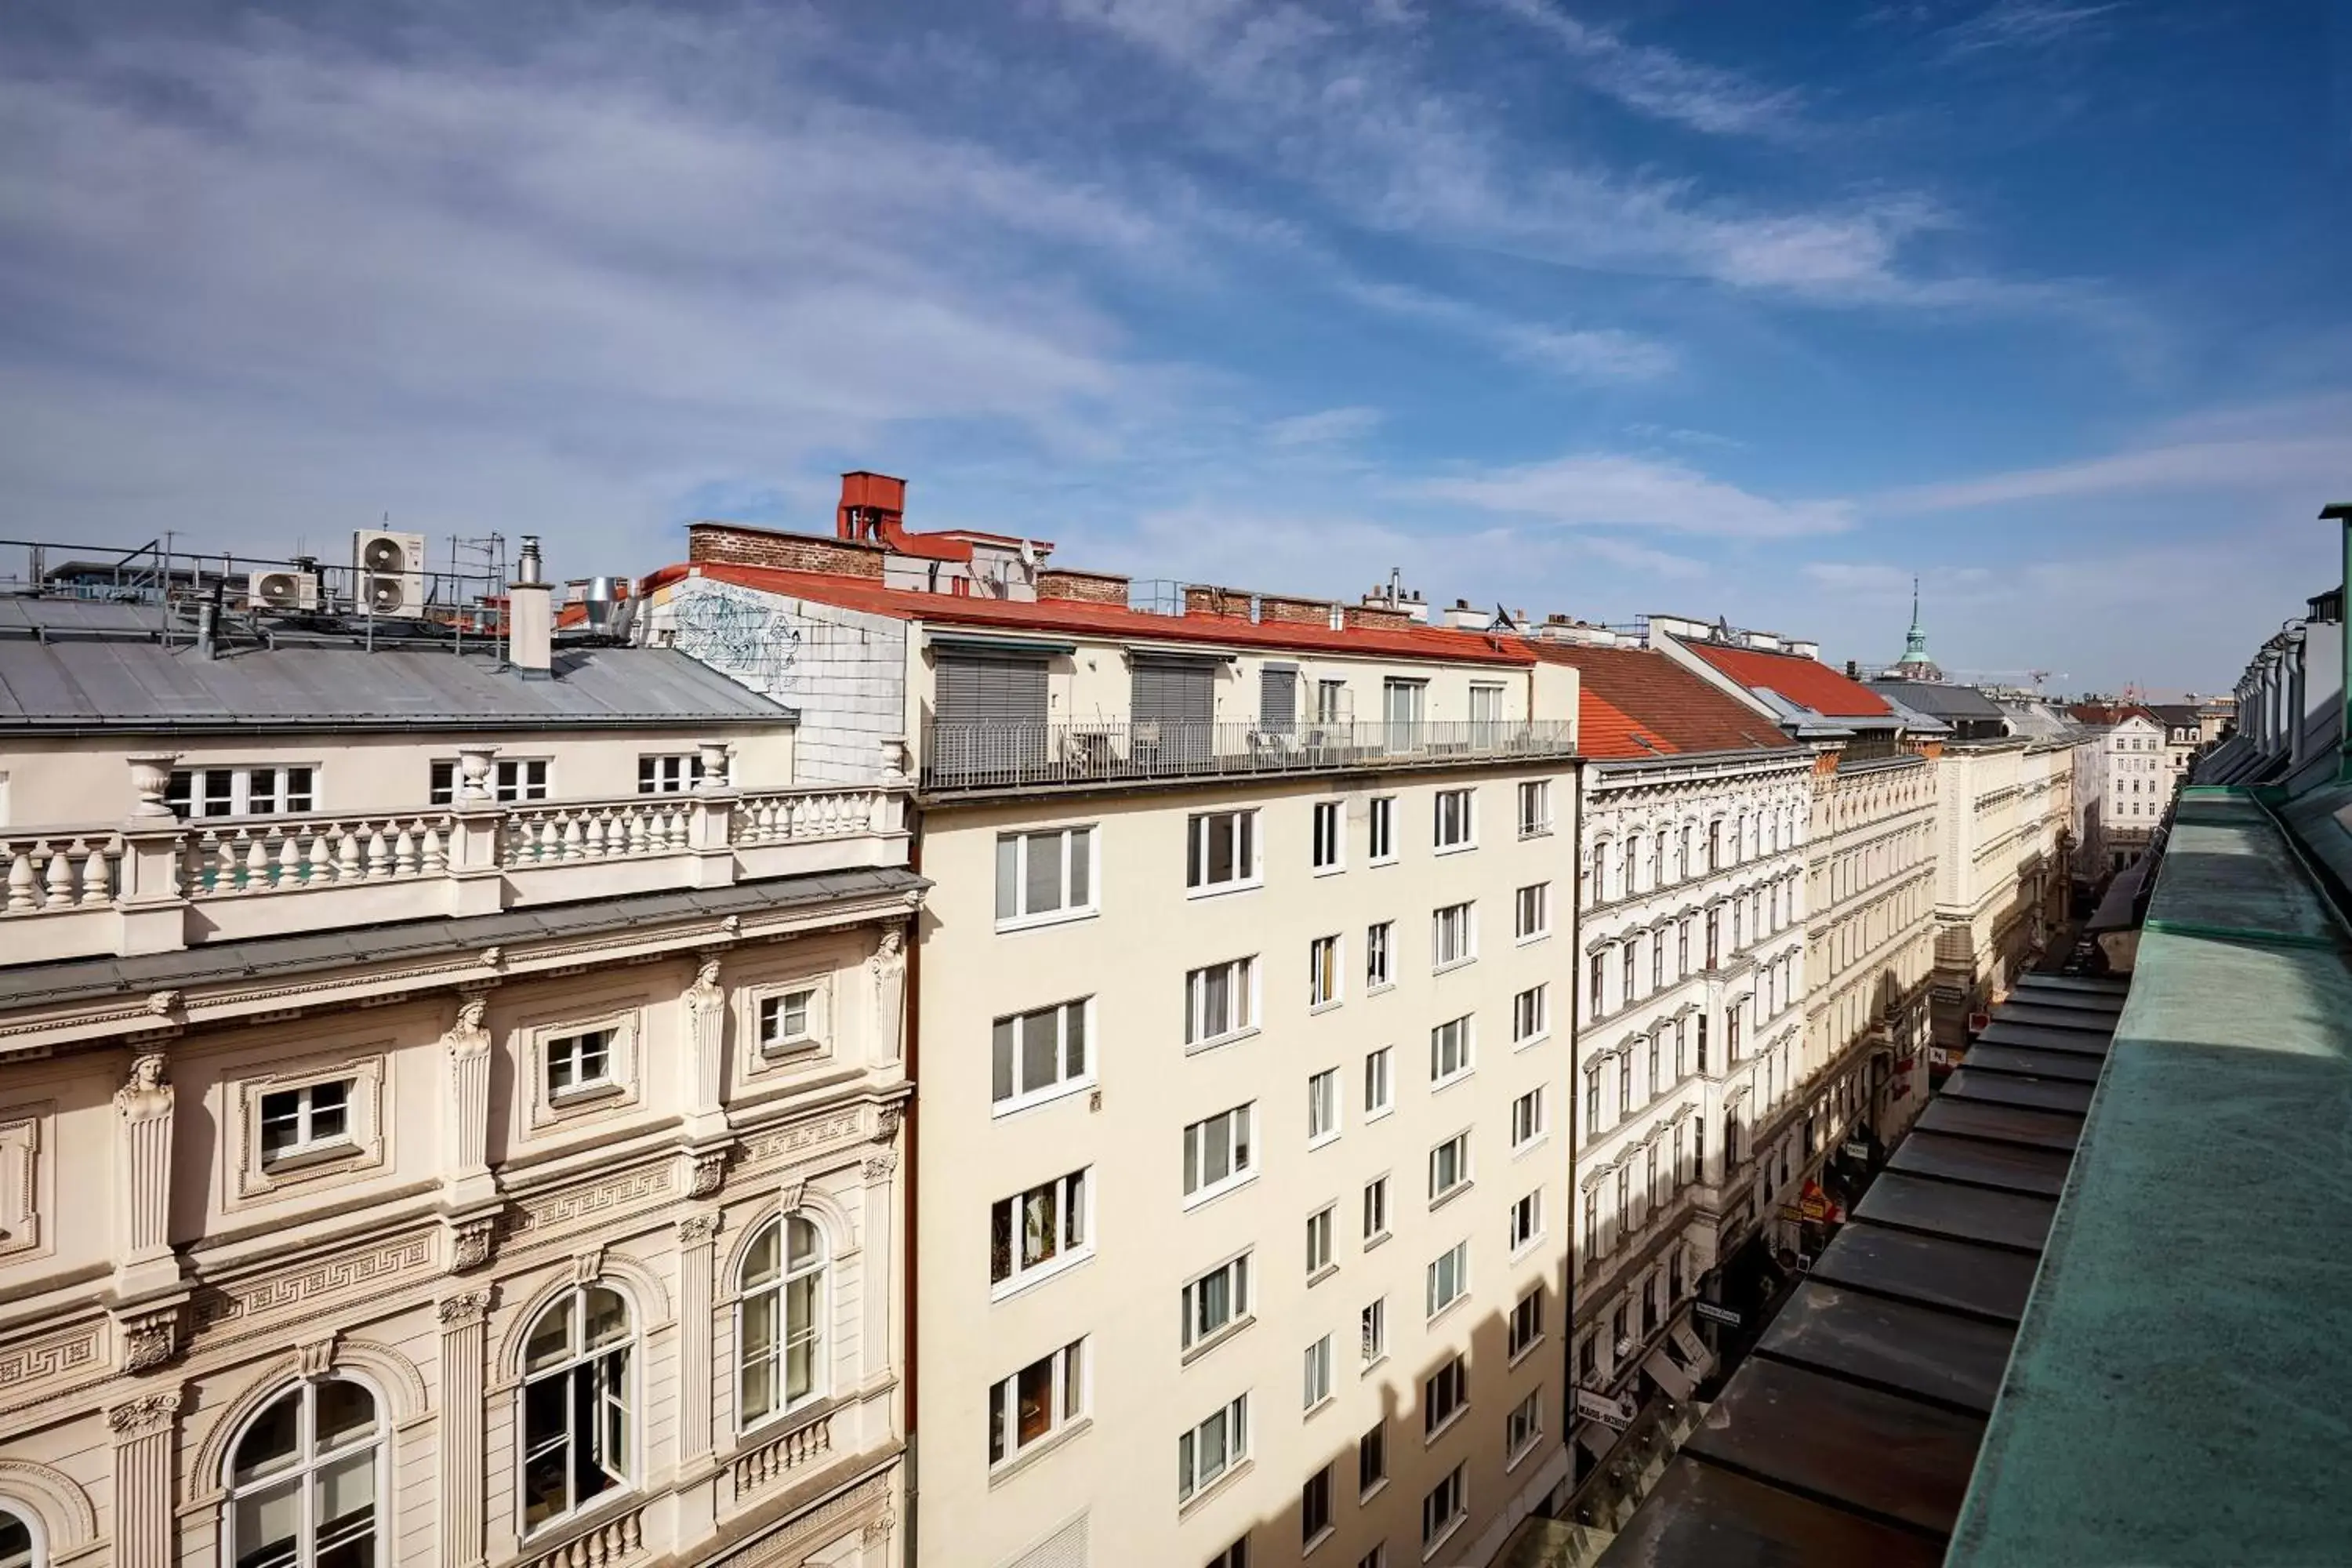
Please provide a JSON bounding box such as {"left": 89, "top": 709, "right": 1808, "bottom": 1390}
{"left": 108, "top": 1388, "right": 182, "bottom": 1568}
{"left": 112, "top": 1050, "right": 187, "bottom": 1372}
{"left": 859, "top": 1147, "right": 900, "bottom": 1399}
{"left": 869, "top": 925, "right": 907, "bottom": 1067}
{"left": 683, "top": 956, "right": 729, "bottom": 1141}
{"left": 677, "top": 1214, "right": 721, "bottom": 1466}
{"left": 440, "top": 996, "right": 501, "bottom": 1271}
{"left": 437, "top": 1290, "right": 493, "bottom": 1568}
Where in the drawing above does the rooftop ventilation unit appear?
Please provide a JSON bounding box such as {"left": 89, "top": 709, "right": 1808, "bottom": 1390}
{"left": 354, "top": 529, "right": 426, "bottom": 617}
{"left": 246, "top": 567, "right": 321, "bottom": 613}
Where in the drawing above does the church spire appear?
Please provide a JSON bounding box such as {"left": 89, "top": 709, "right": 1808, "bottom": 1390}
{"left": 1896, "top": 576, "right": 1940, "bottom": 679}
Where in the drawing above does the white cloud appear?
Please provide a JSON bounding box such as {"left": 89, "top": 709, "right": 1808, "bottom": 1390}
{"left": 1264, "top": 406, "right": 1385, "bottom": 446}
{"left": 1483, "top": 0, "right": 1805, "bottom": 139}
{"left": 1342, "top": 281, "right": 1679, "bottom": 381}
{"left": 1938, "top": 2, "right": 2121, "bottom": 57}
{"left": 1414, "top": 454, "right": 1857, "bottom": 538}
{"left": 1581, "top": 535, "right": 1710, "bottom": 579}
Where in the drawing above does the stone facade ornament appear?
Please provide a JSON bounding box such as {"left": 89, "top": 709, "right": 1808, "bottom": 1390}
{"left": 120, "top": 1306, "right": 180, "bottom": 1374}
{"left": 872, "top": 1103, "right": 902, "bottom": 1145}
{"left": 862, "top": 1152, "right": 898, "bottom": 1181}
{"left": 296, "top": 1334, "right": 339, "bottom": 1377}
{"left": 448, "top": 1216, "right": 497, "bottom": 1273}
{"left": 779, "top": 1178, "right": 807, "bottom": 1214}
{"left": 106, "top": 1390, "right": 183, "bottom": 1439}
{"left": 870, "top": 925, "right": 907, "bottom": 1065}
{"left": 437, "top": 1290, "right": 495, "bottom": 1328}
{"left": 688, "top": 1148, "right": 728, "bottom": 1199}
{"left": 677, "top": 1213, "right": 722, "bottom": 1246}
{"left": 115, "top": 1051, "right": 176, "bottom": 1276}
{"left": 572, "top": 1245, "right": 606, "bottom": 1286}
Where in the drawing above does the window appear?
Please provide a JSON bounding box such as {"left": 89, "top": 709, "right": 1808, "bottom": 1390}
{"left": 1308, "top": 938, "right": 1342, "bottom": 1010}
{"left": 1430, "top": 1016, "right": 1474, "bottom": 1085}
{"left": 1308, "top": 1069, "right": 1341, "bottom": 1146}
{"left": 520, "top": 1285, "right": 633, "bottom": 1533}
{"left": 1359, "top": 1549, "right": 1387, "bottom": 1568}
{"left": 1181, "top": 1254, "right": 1252, "bottom": 1350}
{"left": 1304, "top": 1342, "right": 1334, "bottom": 1416}
{"left": 1517, "top": 779, "right": 1551, "bottom": 837}
{"left": 1433, "top": 789, "right": 1475, "bottom": 850}
{"left": 1368, "top": 797, "right": 1396, "bottom": 863}
{"left": 1312, "top": 800, "right": 1344, "bottom": 872}
{"left": 0, "top": 1509, "right": 30, "bottom": 1568}
{"left": 430, "top": 757, "right": 548, "bottom": 805}
{"left": 1317, "top": 678, "right": 1349, "bottom": 724}
{"left": 991, "top": 1170, "right": 1091, "bottom": 1293}
{"left": 1363, "top": 1048, "right": 1393, "bottom": 1118}
{"left": 1187, "top": 957, "right": 1258, "bottom": 1047}
{"left": 1583, "top": 1067, "right": 1601, "bottom": 1131}
{"left": 1187, "top": 810, "right": 1259, "bottom": 893}
{"left": 1428, "top": 1133, "right": 1471, "bottom": 1203}
{"left": 1512, "top": 985, "right": 1548, "bottom": 1046}
{"left": 1427, "top": 1242, "right": 1469, "bottom": 1318}
{"left": 739, "top": 1215, "right": 826, "bottom": 1426}
{"left": 259, "top": 1080, "right": 353, "bottom": 1165}
{"left": 1588, "top": 952, "right": 1608, "bottom": 1019}
{"left": 222, "top": 1375, "right": 383, "bottom": 1568}
{"left": 1508, "top": 1189, "right": 1544, "bottom": 1251}
{"left": 1708, "top": 819, "right": 1723, "bottom": 871}
{"left": 1422, "top": 1466, "right": 1468, "bottom": 1552}
{"left": 1622, "top": 944, "right": 1638, "bottom": 1004}
{"left": 996, "top": 826, "right": 1094, "bottom": 925}
{"left": 1508, "top": 1287, "right": 1544, "bottom": 1358}
{"left": 1208, "top": 1538, "right": 1250, "bottom": 1568}
{"left": 988, "top": 1339, "right": 1087, "bottom": 1469}
{"left": 1363, "top": 1176, "right": 1391, "bottom": 1243}
{"left": 1360, "top": 1298, "right": 1388, "bottom": 1367}
{"left": 1510, "top": 1087, "right": 1545, "bottom": 1151}
{"left": 1514, "top": 883, "right": 1549, "bottom": 941}
{"left": 1306, "top": 1205, "right": 1336, "bottom": 1276}
{"left": 1182, "top": 1105, "right": 1257, "bottom": 1203}
{"left": 758, "top": 989, "right": 820, "bottom": 1054}
{"left": 1432, "top": 902, "right": 1476, "bottom": 968}
{"left": 1359, "top": 1420, "right": 1388, "bottom": 1497}
{"left": 1364, "top": 921, "right": 1394, "bottom": 989}
{"left": 991, "top": 999, "right": 1091, "bottom": 1111}
{"left": 165, "top": 764, "right": 317, "bottom": 819}
{"left": 1178, "top": 1395, "right": 1249, "bottom": 1504}
{"left": 1506, "top": 1389, "right": 1544, "bottom": 1464}
{"left": 637, "top": 753, "right": 702, "bottom": 794}
{"left": 1423, "top": 1356, "right": 1468, "bottom": 1437}
{"left": 546, "top": 1027, "right": 616, "bottom": 1101}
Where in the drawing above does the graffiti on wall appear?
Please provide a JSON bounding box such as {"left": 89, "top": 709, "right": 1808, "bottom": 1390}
{"left": 670, "top": 582, "right": 803, "bottom": 690}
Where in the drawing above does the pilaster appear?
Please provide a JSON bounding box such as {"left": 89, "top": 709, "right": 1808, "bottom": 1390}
{"left": 437, "top": 1290, "right": 494, "bottom": 1568}
{"left": 107, "top": 1387, "right": 183, "bottom": 1568}
{"left": 677, "top": 1212, "right": 721, "bottom": 1466}
{"left": 859, "top": 1144, "right": 900, "bottom": 1399}
{"left": 440, "top": 995, "right": 502, "bottom": 1267}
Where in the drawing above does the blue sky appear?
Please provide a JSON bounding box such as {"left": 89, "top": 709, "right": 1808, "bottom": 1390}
{"left": 2, "top": 0, "right": 2346, "bottom": 691}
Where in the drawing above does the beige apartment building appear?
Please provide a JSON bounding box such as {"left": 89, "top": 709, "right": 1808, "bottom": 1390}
{"left": 642, "top": 479, "right": 1586, "bottom": 1568}
{"left": 0, "top": 541, "right": 916, "bottom": 1568}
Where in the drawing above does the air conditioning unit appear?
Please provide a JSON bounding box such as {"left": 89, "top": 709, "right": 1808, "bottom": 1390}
{"left": 353, "top": 530, "right": 426, "bottom": 618}
{"left": 247, "top": 568, "right": 320, "bottom": 612}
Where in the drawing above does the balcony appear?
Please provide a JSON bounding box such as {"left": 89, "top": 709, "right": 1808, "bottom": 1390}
{"left": 2, "top": 753, "right": 908, "bottom": 964}
{"left": 920, "top": 717, "right": 1576, "bottom": 793}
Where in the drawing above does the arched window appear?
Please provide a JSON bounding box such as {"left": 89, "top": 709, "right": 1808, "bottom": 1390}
{"left": 221, "top": 1375, "right": 383, "bottom": 1568}
{"left": 520, "top": 1285, "right": 633, "bottom": 1534}
{"left": 740, "top": 1214, "right": 828, "bottom": 1427}
{"left": 0, "top": 1505, "right": 38, "bottom": 1568}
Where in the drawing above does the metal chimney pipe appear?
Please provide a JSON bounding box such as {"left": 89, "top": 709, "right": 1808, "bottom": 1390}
{"left": 516, "top": 535, "right": 545, "bottom": 586}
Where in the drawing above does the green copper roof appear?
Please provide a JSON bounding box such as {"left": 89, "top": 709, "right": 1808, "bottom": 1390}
{"left": 1945, "top": 785, "right": 2352, "bottom": 1566}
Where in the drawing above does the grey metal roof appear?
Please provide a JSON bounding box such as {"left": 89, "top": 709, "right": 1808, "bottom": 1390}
{"left": 1867, "top": 679, "right": 2008, "bottom": 721}
{"left": 0, "top": 597, "right": 174, "bottom": 637}
{"left": 0, "top": 866, "right": 924, "bottom": 1010}
{"left": 0, "top": 635, "right": 793, "bottom": 733}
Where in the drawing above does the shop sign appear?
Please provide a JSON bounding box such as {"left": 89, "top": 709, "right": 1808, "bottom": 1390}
{"left": 1842, "top": 1141, "right": 1869, "bottom": 1161}
{"left": 1668, "top": 1322, "right": 1711, "bottom": 1368}
{"left": 1574, "top": 1386, "right": 1637, "bottom": 1431}
{"left": 1928, "top": 1046, "right": 1954, "bottom": 1068}
{"left": 1693, "top": 1301, "right": 1742, "bottom": 1327}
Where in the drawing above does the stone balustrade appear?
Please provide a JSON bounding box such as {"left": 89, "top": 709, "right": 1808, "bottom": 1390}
{"left": 516, "top": 1507, "right": 644, "bottom": 1568}
{"left": 733, "top": 1411, "right": 833, "bottom": 1496}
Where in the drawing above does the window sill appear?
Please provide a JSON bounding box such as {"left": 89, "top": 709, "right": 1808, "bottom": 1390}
{"left": 1430, "top": 1068, "right": 1475, "bottom": 1095}
{"left": 1506, "top": 1436, "right": 1544, "bottom": 1474}
{"left": 259, "top": 1139, "right": 361, "bottom": 1177}
{"left": 1304, "top": 1523, "right": 1337, "bottom": 1555}
{"left": 1364, "top": 1105, "right": 1394, "bottom": 1126}
{"left": 1181, "top": 1171, "right": 1259, "bottom": 1213}
{"left": 1431, "top": 956, "right": 1477, "bottom": 977}
{"left": 1176, "top": 1456, "right": 1254, "bottom": 1519}
{"left": 1307, "top": 1261, "right": 1339, "bottom": 1290}
{"left": 1363, "top": 1229, "right": 1392, "bottom": 1253}
{"left": 1515, "top": 930, "right": 1552, "bottom": 947}
{"left": 1312, "top": 864, "right": 1346, "bottom": 879}
{"left": 1508, "top": 1333, "right": 1547, "bottom": 1371}
{"left": 986, "top": 1414, "right": 1092, "bottom": 1490}
{"left": 1359, "top": 1477, "right": 1390, "bottom": 1506}
{"left": 990, "top": 1076, "right": 1095, "bottom": 1120}
{"left": 995, "top": 907, "right": 1100, "bottom": 936}
{"left": 1512, "top": 1030, "right": 1551, "bottom": 1052}
{"left": 1307, "top": 1131, "right": 1341, "bottom": 1153}
{"left": 1365, "top": 980, "right": 1396, "bottom": 998}
{"left": 1510, "top": 1233, "right": 1547, "bottom": 1262}
{"left": 1428, "top": 1180, "right": 1473, "bottom": 1213}
{"left": 1360, "top": 1352, "right": 1388, "bottom": 1379}
{"left": 1185, "top": 880, "right": 1264, "bottom": 902}
{"left": 520, "top": 1487, "right": 642, "bottom": 1555}
{"left": 758, "top": 1038, "right": 827, "bottom": 1063}
{"left": 548, "top": 1080, "right": 624, "bottom": 1110}
{"left": 1184, "top": 1026, "right": 1261, "bottom": 1058}
{"left": 1179, "top": 1314, "right": 1254, "bottom": 1367}
{"left": 1427, "top": 1295, "right": 1468, "bottom": 1330}
{"left": 1308, "top": 999, "right": 1343, "bottom": 1017}
{"left": 1304, "top": 1393, "right": 1337, "bottom": 1425}
{"left": 1423, "top": 1406, "right": 1468, "bottom": 1447}
{"left": 1511, "top": 1133, "right": 1551, "bottom": 1163}
{"left": 989, "top": 1247, "right": 1096, "bottom": 1305}
{"left": 1518, "top": 825, "right": 1554, "bottom": 841}
{"left": 1432, "top": 841, "right": 1478, "bottom": 857}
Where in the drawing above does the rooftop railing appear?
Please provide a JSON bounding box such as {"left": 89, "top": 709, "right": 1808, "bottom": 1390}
{"left": 921, "top": 717, "right": 1576, "bottom": 792}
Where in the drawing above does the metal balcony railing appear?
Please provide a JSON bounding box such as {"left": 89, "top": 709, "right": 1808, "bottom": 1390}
{"left": 921, "top": 718, "right": 1576, "bottom": 791}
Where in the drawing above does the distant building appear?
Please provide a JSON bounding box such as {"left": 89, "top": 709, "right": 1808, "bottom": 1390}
{"left": 1887, "top": 581, "right": 1942, "bottom": 684}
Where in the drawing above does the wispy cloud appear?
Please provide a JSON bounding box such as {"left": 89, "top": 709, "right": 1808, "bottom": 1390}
{"left": 1413, "top": 453, "right": 1856, "bottom": 538}
{"left": 1938, "top": 2, "right": 2122, "bottom": 58}
{"left": 1345, "top": 281, "right": 1679, "bottom": 381}
{"left": 1265, "top": 406, "right": 1384, "bottom": 446}
{"left": 1483, "top": 0, "right": 1806, "bottom": 138}
{"left": 1582, "top": 535, "right": 1710, "bottom": 578}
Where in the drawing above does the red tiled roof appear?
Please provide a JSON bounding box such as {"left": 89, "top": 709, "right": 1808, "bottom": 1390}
{"left": 2069, "top": 702, "right": 2157, "bottom": 727}
{"left": 1678, "top": 638, "right": 1893, "bottom": 719}
{"left": 1528, "top": 643, "right": 1799, "bottom": 759}
{"left": 639, "top": 562, "right": 1536, "bottom": 666}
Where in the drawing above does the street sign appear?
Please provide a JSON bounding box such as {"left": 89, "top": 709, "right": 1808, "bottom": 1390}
{"left": 1573, "top": 1386, "right": 1637, "bottom": 1431}
{"left": 1842, "top": 1141, "right": 1868, "bottom": 1160}
{"left": 1693, "top": 1300, "right": 1742, "bottom": 1327}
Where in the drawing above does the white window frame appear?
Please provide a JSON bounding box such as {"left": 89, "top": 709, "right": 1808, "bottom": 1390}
{"left": 1509, "top": 1087, "right": 1546, "bottom": 1154}
{"left": 165, "top": 764, "right": 318, "bottom": 820}
{"left": 257, "top": 1079, "right": 357, "bottom": 1169}
{"left": 1308, "top": 936, "right": 1343, "bottom": 1011}
{"left": 1308, "top": 1068, "right": 1342, "bottom": 1149}
{"left": 991, "top": 998, "right": 1093, "bottom": 1115}
{"left": 1512, "top": 985, "right": 1549, "bottom": 1047}
{"left": 1516, "top": 779, "right": 1552, "bottom": 837}
{"left": 1428, "top": 1132, "right": 1472, "bottom": 1205}
{"left": 1505, "top": 1388, "right": 1544, "bottom": 1468}
{"left": 995, "top": 824, "right": 1098, "bottom": 931}
{"left": 1429, "top": 1016, "right": 1474, "bottom": 1088}
{"left": 430, "top": 756, "right": 549, "bottom": 806}
{"left": 1312, "top": 800, "right": 1345, "bottom": 874}
{"left": 1182, "top": 1103, "right": 1258, "bottom": 1207}
{"left": 1363, "top": 1047, "right": 1394, "bottom": 1120}
{"left": 1426, "top": 1241, "right": 1469, "bottom": 1321}
{"left": 990, "top": 1168, "right": 1094, "bottom": 1299}
{"left": 1514, "top": 882, "right": 1550, "bottom": 942}
{"left": 1431, "top": 902, "right": 1477, "bottom": 971}
{"left": 1185, "top": 957, "right": 1260, "bottom": 1051}
{"left": 1360, "top": 1296, "right": 1388, "bottom": 1370}
{"left": 1506, "top": 1286, "right": 1544, "bottom": 1363}
{"left": 1423, "top": 1355, "right": 1468, "bottom": 1439}
{"left": 1421, "top": 1464, "right": 1468, "bottom": 1556}
{"left": 1367, "top": 796, "right": 1397, "bottom": 865}
{"left": 1186, "top": 809, "right": 1261, "bottom": 897}
{"left": 1306, "top": 1203, "right": 1337, "bottom": 1278}
{"left": 1304, "top": 1335, "right": 1334, "bottom": 1413}
{"left": 1508, "top": 1189, "right": 1545, "bottom": 1254}
{"left": 546, "top": 1025, "right": 619, "bottom": 1103}
{"left": 637, "top": 753, "right": 704, "bottom": 794}
{"left": 1366, "top": 920, "right": 1395, "bottom": 991}
{"left": 755, "top": 983, "right": 826, "bottom": 1058}
{"left": 1181, "top": 1250, "right": 1253, "bottom": 1353}
{"left": 986, "top": 1338, "right": 1088, "bottom": 1472}
{"left": 1432, "top": 788, "right": 1476, "bottom": 853}
{"left": 1177, "top": 1394, "right": 1250, "bottom": 1506}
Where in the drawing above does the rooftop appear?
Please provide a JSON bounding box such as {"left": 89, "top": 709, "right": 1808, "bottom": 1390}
{"left": 1868, "top": 678, "right": 2009, "bottom": 725}
{"left": 1674, "top": 635, "right": 1898, "bottom": 724}
{"left": 1529, "top": 642, "right": 1799, "bottom": 760}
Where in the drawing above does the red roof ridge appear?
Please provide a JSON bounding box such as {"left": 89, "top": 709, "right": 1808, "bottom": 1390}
{"left": 1675, "top": 634, "right": 1893, "bottom": 720}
